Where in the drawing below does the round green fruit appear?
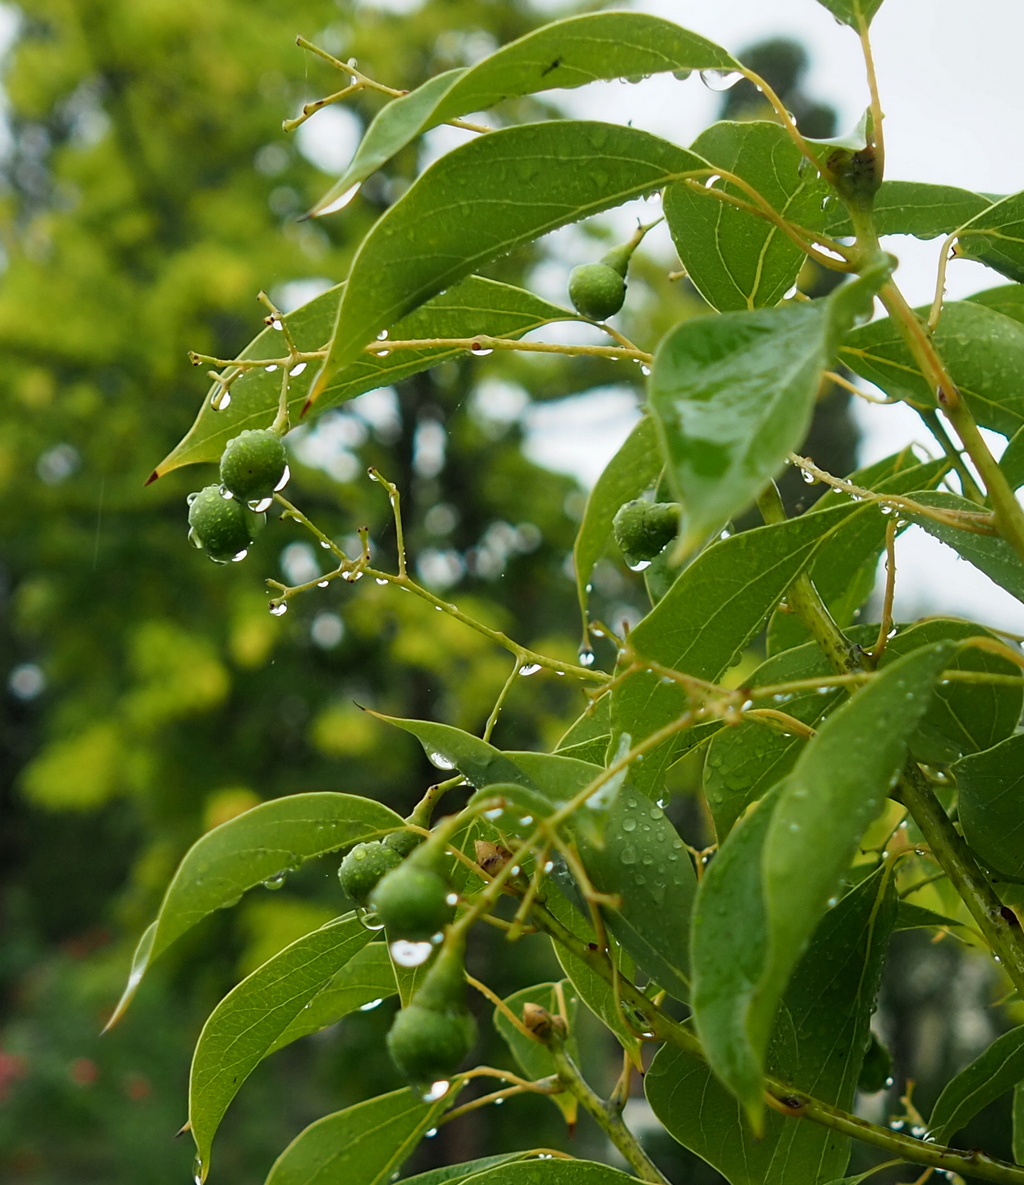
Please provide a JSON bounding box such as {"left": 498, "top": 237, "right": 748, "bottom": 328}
{"left": 383, "top": 828, "right": 424, "bottom": 859}
{"left": 613, "top": 500, "right": 681, "bottom": 567}
{"left": 387, "top": 1001, "right": 477, "bottom": 1089}
{"left": 219, "top": 428, "right": 288, "bottom": 504}
{"left": 568, "top": 263, "right": 627, "bottom": 321}
{"left": 187, "top": 485, "right": 265, "bottom": 562}
{"left": 369, "top": 863, "right": 454, "bottom": 941}
{"left": 337, "top": 841, "right": 402, "bottom": 906}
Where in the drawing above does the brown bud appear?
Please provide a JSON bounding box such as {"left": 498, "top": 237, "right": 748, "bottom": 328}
{"left": 474, "top": 840, "right": 514, "bottom": 877}
{"left": 522, "top": 1001, "right": 568, "bottom": 1044}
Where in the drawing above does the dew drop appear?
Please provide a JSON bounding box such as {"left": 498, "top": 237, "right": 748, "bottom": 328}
{"left": 188, "top": 528, "right": 204, "bottom": 550}
{"left": 231, "top": 549, "right": 248, "bottom": 563}
{"left": 483, "top": 808, "right": 504, "bottom": 821}
{"left": 270, "top": 602, "right": 288, "bottom": 616}
{"left": 427, "top": 750, "right": 455, "bottom": 771}
{"left": 262, "top": 871, "right": 287, "bottom": 890}
{"left": 356, "top": 906, "right": 386, "bottom": 932}
{"left": 289, "top": 361, "right": 307, "bottom": 376}
{"left": 640, "top": 364, "right": 651, "bottom": 376}
{"left": 265, "top": 364, "right": 279, "bottom": 373}
{"left": 518, "top": 662, "right": 542, "bottom": 676}
{"left": 801, "top": 469, "right": 816, "bottom": 485}
{"left": 422, "top": 1080, "right": 450, "bottom": 1102}
{"left": 390, "top": 939, "right": 434, "bottom": 967}
{"left": 212, "top": 389, "right": 232, "bottom": 411}
{"left": 425, "top": 1128, "right": 438, "bottom": 1138}
{"left": 186, "top": 492, "right": 200, "bottom": 506}
{"left": 220, "top": 486, "right": 235, "bottom": 500}
{"left": 700, "top": 68, "right": 743, "bottom": 91}
{"left": 359, "top": 997, "right": 384, "bottom": 1011}
{"left": 274, "top": 465, "right": 291, "bottom": 493}
{"left": 578, "top": 648, "right": 596, "bottom": 668}
{"left": 628, "top": 559, "right": 651, "bottom": 572}
{"left": 317, "top": 183, "right": 361, "bottom": 216}
{"left": 317, "top": 579, "right": 329, "bottom": 588}
{"left": 470, "top": 342, "right": 493, "bottom": 356}
{"left": 248, "top": 496, "right": 274, "bottom": 512}
{"left": 622, "top": 817, "right": 637, "bottom": 833}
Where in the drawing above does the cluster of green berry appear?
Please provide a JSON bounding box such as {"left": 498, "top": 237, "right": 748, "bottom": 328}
{"left": 338, "top": 831, "right": 475, "bottom": 1092}
{"left": 187, "top": 428, "right": 289, "bottom": 562}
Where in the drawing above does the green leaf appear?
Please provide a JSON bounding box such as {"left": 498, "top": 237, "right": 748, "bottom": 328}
{"left": 882, "top": 619, "right": 1023, "bottom": 765}
{"left": 813, "top": 0, "right": 885, "bottom": 29}
{"left": 824, "top": 180, "right": 992, "bottom": 240}
{"left": 460, "top": 1160, "right": 640, "bottom": 1185}
{"left": 955, "top": 734, "right": 1024, "bottom": 881}
{"left": 653, "top": 867, "right": 895, "bottom": 1182}
{"left": 573, "top": 417, "right": 661, "bottom": 623}
{"left": 155, "top": 277, "right": 576, "bottom": 476}
{"left": 401, "top": 1155, "right": 542, "bottom": 1185}
{"left": 107, "top": 793, "right": 402, "bottom": 1026}
{"left": 576, "top": 785, "right": 695, "bottom": 1002}
{"left": 190, "top": 915, "right": 374, "bottom": 1180}
{"left": 610, "top": 501, "right": 863, "bottom": 795}
{"left": 906, "top": 490, "right": 1024, "bottom": 603}
{"left": 664, "top": 121, "right": 827, "bottom": 312}
{"left": 263, "top": 1086, "right": 457, "bottom": 1185}
{"left": 555, "top": 693, "right": 610, "bottom": 764}
{"left": 841, "top": 301, "right": 1024, "bottom": 436}
{"left": 649, "top": 265, "right": 891, "bottom": 556}
{"left": 766, "top": 452, "right": 949, "bottom": 655}
{"left": 311, "top": 11, "right": 738, "bottom": 215}
{"left": 1000, "top": 426, "right": 1024, "bottom": 490}
{"left": 267, "top": 941, "right": 398, "bottom": 1054}
{"left": 694, "top": 644, "right": 954, "bottom": 1120}
{"left": 492, "top": 982, "right": 580, "bottom": 1124}
{"left": 308, "top": 122, "right": 707, "bottom": 403}
{"left": 930, "top": 1026, "right": 1024, "bottom": 1143}
{"left": 956, "top": 190, "right": 1024, "bottom": 282}
{"left": 1014, "top": 1081, "right": 1024, "bottom": 1165}
{"left": 894, "top": 901, "right": 967, "bottom": 933}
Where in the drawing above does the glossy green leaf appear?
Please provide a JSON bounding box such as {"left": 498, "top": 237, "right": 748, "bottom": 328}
{"left": 930, "top": 1026, "right": 1024, "bottom": 1143}
{"left": 894, "top": 901, "right": 966, "bottom": 932}
{"left": 576, "top": 785, "right": 695, "bottom": 1001}
{"left": 955, "top": 734, "right": 1024, "bottom": 880}
{"left": 656, "top": 867, "right": 895, "bottom": 1182}
{"left": 965, "top": 282, "right": 1024, "bottom": 324}
{"left": 882, "top": 619, "right": 1023, "bottom": 765}
{"left": 493, "top": 981, "right": 579, "bottom": 1124}
{"left": 695, "top": 644, "right": 953, "bottom": 1120}
{"left": 610, "top": 501, "right": 862, "bottom": 794}
{"left": 108, "top": 793, "right": 402, "bottom": 1026}
{"left": 156, "top": 277, "right": 576, "bottom": 476}
{"left": 1014, "top": 1081, "right": 1024, "bottom": 1166}
{"left": 190, "top": 915, "right": 374, "bottom": 1180}
{"left": 766, "top": 452, "right": 949, "bottom": 654}
{"left": 555, "top": 693, "right": 610, "bottom": 765}
{"left": 649, "top": 265, "right": 890, "bottom": 556}
{"left": 841, "top": 300, "right": 1024, "bottom": 436}
{"left": 573, "top": 416, "right": 661, "bottom": 622}
{"left": 665, "top": 121, "right": 827, "bottom": 311}
{"left": 956, "top": 189, "right": 1024, "bottom": 282}
{"left": 460, "top": 1162, "right": 640, "bottom": 1185}
{"left": 312, "top": 11, "right": 738, "bottom": 215}
{"left": 823, "top": 180, "right": 992, "bottom": 240}
{"left": 307, "top": 122, "right": 707, "bottom": 404}
{"left": 267, "top": 941, "right": 397, "bottom": 1054}
{"left": 263, "top": 1086, "right": 457, "bottom": 1185}
{"left": 813, "top": 0, "right": 885, "bottom": 29}
{"left": 999, "top": 425, "right": 1024, "bottom": 490}
{"left": 907, "top": 490, "right": 1024, "bottom": 603}
{"left": 401, "top": 1155, "right": 542, "bottom": 1185}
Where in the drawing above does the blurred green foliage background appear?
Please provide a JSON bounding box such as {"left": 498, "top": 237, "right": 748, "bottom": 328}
{"left": 1, "top": 2, "right": 990, "bottom": 1182}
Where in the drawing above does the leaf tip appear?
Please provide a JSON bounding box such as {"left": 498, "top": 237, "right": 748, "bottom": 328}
{"left": 144, "top": 469, "right": 160, "bottom": 487}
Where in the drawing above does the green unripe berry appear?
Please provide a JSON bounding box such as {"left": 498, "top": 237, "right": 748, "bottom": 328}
{"left": 568, "top": 263, "right": 627, "bottom": 321}
{"left": 187, "top": 485, "right": 266, "bottom": 563}
{"left": 387, "top": 1002, "right": 477, "bottom": 1089}
{"left": 386, "top": 940, "right": 476, "bottom": 1088}
{"left": 219, "top": 428, "right": 288, "bottom": 504}
{"left": 338, "top": 841, "right": 402, "bottom": 906}
{"left": 369, "top": 862, "right": 454, "bottom": 941}
{"left": 383, "top": 828, "right": 424, "bottom": 859}
{"left": 613, "top": 500, "right": 681, "bottom": 567}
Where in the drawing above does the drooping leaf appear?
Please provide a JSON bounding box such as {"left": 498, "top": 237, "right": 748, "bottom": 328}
{"left": 766, "top": 452, "right": 949, "bottom": 654}
{"left": 460, "top": 1161, "right": 641, "bottom": 1185}
{"left": 155, "top": 277, "right": 577, "bottom": 476}
{"left": 107, "top": 793, "right": 402, "bottom": 1026}
{"left": 841, "top": 301, "right": 1024, "bottom": 437}
{"left": 190, "top": 915, "right": 374, "bottom": 1180}
{"left": 930, "top": 1026, "right": 1024, "bottom": 1143}
{"left": 609, "top": 501, "right": 863, "bottom": 795}
{"left": 311, "top": 11, "right": 738, "bottom": 215}
{"left": 813, "top": 0, "right": 886, "bottom": 29}
{"left": 906, "top": 490, "right": 1024, "bottom": 603}
{"left": 955, "top": 734, "right": 1024, "bottom": 881}
{"left": 823, "top": 180, "right": 992, "bottom": 240}
{"left": 649, "top": 264, "right": 890, "bottom": 556}
{"left": 307, "top": 122, "right": 708, "bottom": 404}
{"left": 492, "top": 982, "right": 580, "bottom": 1124}
{"left": 263, "top": 1086, "right": 458, "bottom": 1185}
{"left": 955, "top": 190, "right": 1024, "bottom": 283}
{"left": 656, "top": 866, "right": 895, "bottom": 1182}
{"left": 267, "top": 941, "right": 398, "bottom": 1054}
{"left": 573, "top": 416, "right": 662, "bottom": 623}
{"left": 665, "top": 121, "right": 828, "bottom": 312}
{"left": 694, "top": 644, "right": 954, "bottom": 1120}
